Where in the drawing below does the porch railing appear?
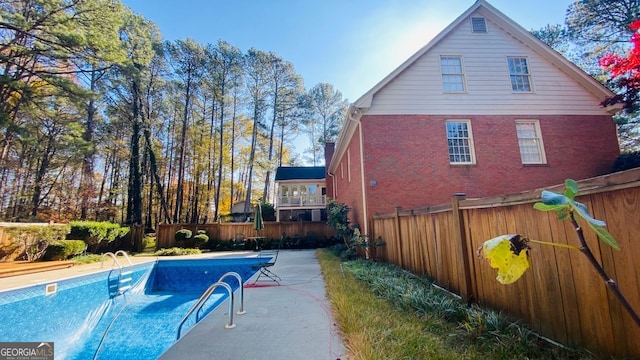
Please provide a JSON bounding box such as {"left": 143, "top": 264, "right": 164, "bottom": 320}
{"left": 278, "top": 194, "right": 326, "bottom": 207}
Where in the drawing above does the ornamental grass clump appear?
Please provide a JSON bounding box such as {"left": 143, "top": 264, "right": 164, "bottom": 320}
{"left": 324, "top": 252, "right": 591, "bottom": 359}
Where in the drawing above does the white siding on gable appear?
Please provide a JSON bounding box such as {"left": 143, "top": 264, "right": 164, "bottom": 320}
{"left": 367, "top": 12, "right": 609, "bottom": 116}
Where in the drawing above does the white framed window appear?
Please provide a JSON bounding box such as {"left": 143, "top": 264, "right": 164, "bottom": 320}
{"left": 515, "top": 120, "right": 546, "bottom": 164}
{"left": 507, "top": 57, "right": 532, "bottom": 92}
{"left": 446, "top": 120, "right": 475, "bottom": 164}
{"left": 440, "top": 56, "right": 466, "bottom": 93}
{"left": 471, "top": 17, "right": 487, "bottom": 33}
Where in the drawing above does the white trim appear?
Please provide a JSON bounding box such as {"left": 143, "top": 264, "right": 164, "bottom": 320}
{"left": 357, "top": 119, "right": 369, "bottom": 238}
{"left": 440, "top": 55, "right": 467, "bottom": 93}
{"left": 471, "top": 16, "right": 488, "bottom": 33}
{"left": 446, "top": 119, "right": 476, "bottom": 165}
{"left": 347, "top": 149, "right": 351, "bottom": 183}
{"left": 507, "top": 56, "right": 534, "bottom": 93}
{"left": 515, "top": 119, "right": 547, "bottom": 164}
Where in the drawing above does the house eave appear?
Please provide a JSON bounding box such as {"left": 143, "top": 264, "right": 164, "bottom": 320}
{"left": 329, "top": 104, "right": 364, "bottom": 174}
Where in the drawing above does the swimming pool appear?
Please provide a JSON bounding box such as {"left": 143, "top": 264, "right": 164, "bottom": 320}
{"left": 0, "top": 257, "right": 263, "bottom": 359}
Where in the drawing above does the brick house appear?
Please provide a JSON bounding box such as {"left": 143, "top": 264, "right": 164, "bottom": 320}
{"left": 327, "top": 0, "right": 620, "bottom": 235}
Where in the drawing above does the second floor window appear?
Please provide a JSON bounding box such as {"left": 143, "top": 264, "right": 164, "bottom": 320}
{"left": 507, "top": 57, "right": 532, "bottom": 92}
{"left": 446, "top": 120, "right": 475, "bottom": 164}
{"left": 440, "top": 56, "right": 465, "bottom": 92}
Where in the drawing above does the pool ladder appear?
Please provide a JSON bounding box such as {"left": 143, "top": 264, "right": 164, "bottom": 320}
{"left": 176, "top": 272, "right": 245, "bottom": 340}
{"left": 101, "top": 250, "right": 133, "bottom": 294}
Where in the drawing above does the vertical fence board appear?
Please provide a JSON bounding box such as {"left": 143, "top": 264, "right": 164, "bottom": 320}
{"left": 597, "top": 189, "right": 640, "bottom": 357}
{"left": 371, "top": 169, "right": 640, "bottom": 358}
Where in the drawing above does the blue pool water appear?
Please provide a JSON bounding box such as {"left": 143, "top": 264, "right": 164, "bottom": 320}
{"left": 0, "top": 257, "right": 262, "bottom": 359}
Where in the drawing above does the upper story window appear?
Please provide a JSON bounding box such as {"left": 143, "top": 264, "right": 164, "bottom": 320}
{"left": 446, "top": 120, "right": 475, "bottom": 164}
{"left": 471, "top": 17, "right": 487, "bottom": 33}
{"left": 515, "top": 120, "right": 546, "bottom": 164}
{"left": 440, "top": 56, "right": 465, "bottom": 92}
{"left": 507, "top": 57, "right": 532, "bottom": 92}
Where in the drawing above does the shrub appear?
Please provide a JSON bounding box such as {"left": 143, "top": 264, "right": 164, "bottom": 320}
{"left": 142, "top": 236, "right": 156, "bottom": 250}
{"left": 44, "top": 240, "right": 86, "bottom": 260}
{"left": 192, "top": 233, "right": 209, "bottom": 248}
{"left": 612, "top": 151, "right": 640, "bottom": 172}
{"left": 153, "top": 247, "right": 201, "bottom": 256}
{"left": 175, "top": 229, "right": 192, "bottom": 242}
{"left": 3, "top": 224, "right": 70, "bottom": 261}
{"left": 73, "top": 254, "right": 102, "bottom": 264}
{"left": 67, "top": 221, "right": 129, "bottom": 252}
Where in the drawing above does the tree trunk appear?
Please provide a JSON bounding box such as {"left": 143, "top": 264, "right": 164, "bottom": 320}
{"left": 174, "top": 72, "right": 192, "bottom": 223}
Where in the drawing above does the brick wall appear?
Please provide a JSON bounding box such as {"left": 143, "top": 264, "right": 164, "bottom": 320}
{"left": 355, "top": 114, "right": 619, "bottom": 216}
{"left": 332, "top": 124, "right": 367, "bottom": 230}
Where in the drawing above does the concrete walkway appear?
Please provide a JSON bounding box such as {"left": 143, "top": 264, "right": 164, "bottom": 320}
{"left": 0, "top": 250, "right": 346, "bottom": 360}
{"left": 159, "top": 250, "right": 346, "bottom": 360}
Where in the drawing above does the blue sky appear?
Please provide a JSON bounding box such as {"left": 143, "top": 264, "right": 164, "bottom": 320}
{"left": 121, "top": 0, "right": 573, "bottom": 103}
{"left": 121, "top": 0, "right": 574, "bottom": 163}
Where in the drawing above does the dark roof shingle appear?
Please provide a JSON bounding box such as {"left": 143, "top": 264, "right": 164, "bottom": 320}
{"left": 275, "top": 166, "right": 325, "bottom": 181}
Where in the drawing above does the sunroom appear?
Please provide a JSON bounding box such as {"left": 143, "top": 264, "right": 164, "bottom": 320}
{"left": 274, "top": 166, "right": 327, "bottom": 222}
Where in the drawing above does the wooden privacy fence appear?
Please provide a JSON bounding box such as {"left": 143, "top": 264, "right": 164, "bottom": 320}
{"left": 156, "top": 221, "right": 336, "bottom": 249}
{"left": 371, "top": 168, "right": 640, "bottom": 359}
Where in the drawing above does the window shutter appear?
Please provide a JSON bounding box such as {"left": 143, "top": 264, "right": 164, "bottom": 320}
{"left": 471, "top": 17, "right": 487, "bottom": 33}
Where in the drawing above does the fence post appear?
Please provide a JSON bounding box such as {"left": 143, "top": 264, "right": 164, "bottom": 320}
{"left": 395, "top": 206, "right": 403, "bottom": 268}
{"left": 451, "top": 194, "right": 474, "bottom": 302}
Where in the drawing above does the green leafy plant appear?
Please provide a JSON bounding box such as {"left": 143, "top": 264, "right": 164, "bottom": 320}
{"left": 153, "top": 247, "right": 201, "bottom": 256}
{"left": 5, "top": 224, "right": 70, "bottom": 261}
{"left": 327, "top": 199, "right": 353, "bottom": 245}
{"left": 479, "top": 179, "right": 640, "bottom": 329}
{"left": 142, "top": 236, "right": 156, "bottom": 250}
{"left": 325, "top": 253, "right": 589, "bottom": 359}
{"left": 192, "top": 233, "right": 209, "bottom": 248}
{"left": 67, "top": 221, "right": 129, "bottom": 252}
{"left": 174, "top": 229, "right": 192, "bottom": 242}
{"left": 44, "top": 240, "right": 86, "bottom": 260}
{"left": 327, "top": 200, "right": 384, "bottom": 259}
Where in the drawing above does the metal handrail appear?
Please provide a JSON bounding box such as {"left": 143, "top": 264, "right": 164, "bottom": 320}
{"left": 100, "top": 252, "right": 122, "bottom": 269}
{"left": 114, "top": 250, "right": 133, "bottom": 267}
{"left": 176, "top": 282, "right": 235, "bottom": 340}
{"left": 101, "top": 252, "right": 134, "bottom": 295}
{"left": 217, "top": 272, "right": 246, "bottom": 315}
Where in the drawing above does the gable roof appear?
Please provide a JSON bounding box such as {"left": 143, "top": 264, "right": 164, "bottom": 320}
{"left": 275, "top": 166, "right": 326, "bottom": 181}
{"left": 352, "top": 0, "right": 616, "bottom": 110}
{"left": 329, "top": 0, "right": 619, "bottom": 174}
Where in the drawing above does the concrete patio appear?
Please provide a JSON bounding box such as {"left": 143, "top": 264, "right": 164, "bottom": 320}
{"left": 160, "top": 249, "right": 345, "bottom": 360}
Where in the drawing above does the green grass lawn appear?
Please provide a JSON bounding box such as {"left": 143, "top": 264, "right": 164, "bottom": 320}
{"left": 317, "top": 249, "right": 596, "bottom": 360}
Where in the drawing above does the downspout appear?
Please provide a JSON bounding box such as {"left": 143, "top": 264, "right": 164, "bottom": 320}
{"left": 350, "top": 108, "right": 369, "bottom": 239}
{"left": 327, "top": 172, "right": 336, "bottom": 199}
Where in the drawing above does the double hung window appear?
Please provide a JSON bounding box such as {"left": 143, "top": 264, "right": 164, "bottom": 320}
{"left": 446, "top": 120, "right": 475, "bottom": 164}
{"left": 515, "top": 120, "right": 546, "bottom": 164}
{"left": 507, "top": 57, "right": 532, "bottom": 92}
{"left": 440, "top": 56, "right": 465, "bottom": 93}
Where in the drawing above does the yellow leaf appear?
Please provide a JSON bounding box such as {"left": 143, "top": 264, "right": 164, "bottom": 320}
{"left": 481, "top": 235, "right": 530, "bottom": 285}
